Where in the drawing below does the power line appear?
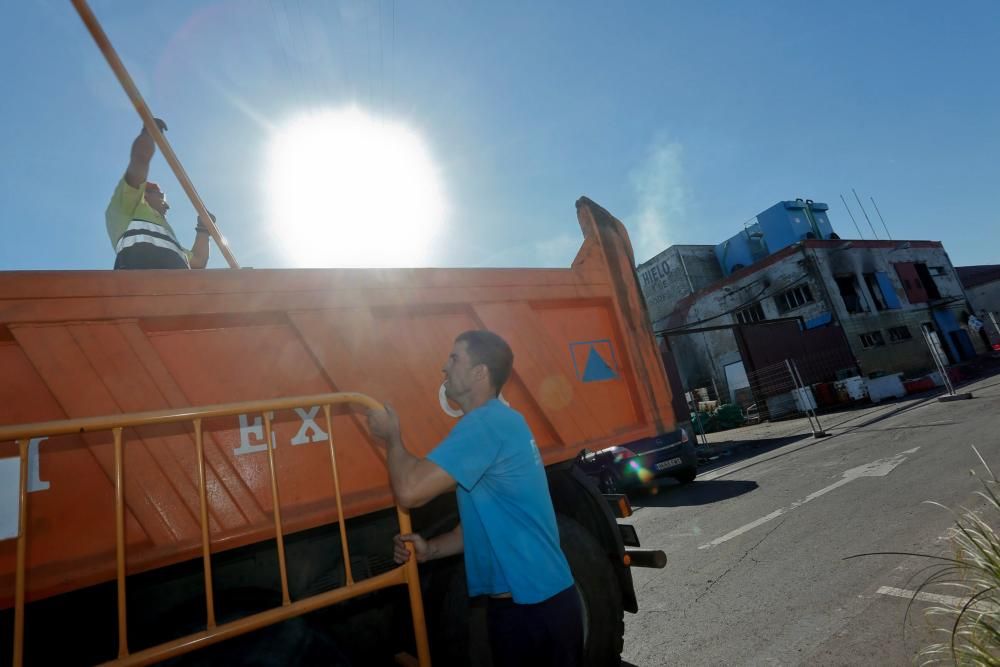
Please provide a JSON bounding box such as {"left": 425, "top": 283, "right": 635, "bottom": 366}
{"left": 284, "top": 0, "right": 327, "bottom": 114}
{"left": 378, "top": 0, "right": 384, "bottom": 116}
{"left": 319, "top": 0, "right": 349, "bottom": 102}
{"left": 297, "top": 0, "right": 340, "bottom": 109}
{"left": 288, "top": 0, "right": 315, "bottom": 99}
{"left": 656, "top": 272, "right": 813, "bottom": 334}
{"left": 390, "top": 0, "right": 395, "bottom": 112}
{"left": 267, "top": 0, "right": 306, "bottom": 111}
{"left": 366, "top": 8, "right": 374, "bottom": 108}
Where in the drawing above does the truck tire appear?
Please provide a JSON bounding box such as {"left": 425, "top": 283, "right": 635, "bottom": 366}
{"left": 557, "top": 516, "right": 624, "bottom": 666}
{"left": 154, "top": 588, "right": 354, "bottom": 666}
{"left": 422, "top": 558, "right": 488, "bottom": 667}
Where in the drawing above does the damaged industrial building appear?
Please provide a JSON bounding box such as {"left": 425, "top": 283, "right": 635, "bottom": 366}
{"left": 639, "top": 199, "right": 990, "bottom": 416}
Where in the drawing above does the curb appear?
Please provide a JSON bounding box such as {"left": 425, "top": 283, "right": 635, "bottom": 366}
{"left": 694, "top": 390, "right": 942, "bottom": 462}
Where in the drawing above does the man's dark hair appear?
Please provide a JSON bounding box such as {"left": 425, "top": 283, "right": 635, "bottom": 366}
{"left": 456, "top": 330, "right": 513, "bottom": 395}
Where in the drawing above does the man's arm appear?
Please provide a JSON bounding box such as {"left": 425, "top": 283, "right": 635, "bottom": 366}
{"left": 393, "top": 524, "right": 464, "bottom": 564}
{"left": 427, "top": 523, "right": 464, "bottom": 559}
{"left": 368, "top": 405, "right": 457, "bottom": 508}
{"left": 190, "top": 214, "right": 213, "bottom": 269}
{"left": 124, "top": 119, "right": 167, "bottom": 188}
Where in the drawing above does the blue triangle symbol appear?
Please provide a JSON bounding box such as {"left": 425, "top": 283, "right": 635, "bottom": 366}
{"left": 582, "top": 346, "right": 616, "bottom": 382}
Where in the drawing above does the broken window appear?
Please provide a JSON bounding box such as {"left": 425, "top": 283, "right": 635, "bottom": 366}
{"left": 774, "top": 285, "right": 814, "bottom": 314}
{"left": 894, "top": 262, "right": 928, "bottom": 303}
{"left": 834, "top": 275, "right": 866, "bottom": 314}
{"left": 888, "top": 326, "right": 912, "bottom": 342}
{"left": 859, "top": 330, "right": 886, "bottom": 348}
{"left": 863, "top": 273, "right": 888, "bottom": 311}
{"left": 863, "top": 272, "right": 901, "bottom": 311}
{"left": 735, "top": 302, "right": 766, "bottom": 324}
{"left": 913, "top": 263, "right": 941, "bottom": 300}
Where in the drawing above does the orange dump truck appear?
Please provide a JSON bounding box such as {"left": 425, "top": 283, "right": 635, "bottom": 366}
{"left": 0, "top": 198, "right": 693, "bottom": 666}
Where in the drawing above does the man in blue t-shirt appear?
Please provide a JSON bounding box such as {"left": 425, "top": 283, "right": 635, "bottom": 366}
{"left": 367, "top": 330, "right": 582, "bottom": 666}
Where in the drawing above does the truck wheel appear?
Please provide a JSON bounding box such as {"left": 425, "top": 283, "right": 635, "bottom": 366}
{"left": 557, "top": 516, "right": 624, "bottom": 666}
{"left": 153, "top": 588, "right": 354, "bottom": 666}
{"left": 423, "top": 558, "right": 490, "bottom": 667}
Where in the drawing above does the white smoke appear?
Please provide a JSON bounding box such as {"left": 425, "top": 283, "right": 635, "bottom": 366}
{"left": 629, "top": 136, "right": 686, "bottom": 265}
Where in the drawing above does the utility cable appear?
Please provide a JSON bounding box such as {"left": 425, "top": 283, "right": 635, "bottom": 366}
{"left": 378, "top": 0, "right": 384, "bottom": 117}
{"left": 267, "top": 0, "right": 306, "bottom": 112}
{"left": 390, "top": 0, "right": 395, "bottom": 112}
{"left": 656, "top": 272, "right": 813, "bottom": 335}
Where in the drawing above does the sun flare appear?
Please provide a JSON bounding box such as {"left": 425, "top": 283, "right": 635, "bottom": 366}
{"left": 266, "top": 107, "right": 448, "bottom": 267}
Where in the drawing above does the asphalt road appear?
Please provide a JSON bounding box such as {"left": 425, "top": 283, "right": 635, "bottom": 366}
{"left": 621, "top": 373, "right": 1000, "bottom": 666}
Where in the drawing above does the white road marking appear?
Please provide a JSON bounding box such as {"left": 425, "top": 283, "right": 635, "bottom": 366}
{"left": 876, "top": 586, "right": 988, "bottom": 611}
{"left": 698, "top": 447, "right": 920, "bottom": 550}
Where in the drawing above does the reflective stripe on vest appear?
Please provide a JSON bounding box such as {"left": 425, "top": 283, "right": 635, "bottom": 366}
{"left": 115, "top": 220, "right": 189, "bottom": 267}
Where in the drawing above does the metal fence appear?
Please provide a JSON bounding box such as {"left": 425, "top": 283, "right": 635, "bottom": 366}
{"left": 792, "top": 347, "right": 862, "bottom": 387}
{"left": 0, "top": 392, "right": 430, "bottom": 667}
{"left": 745, "top": 359, "right": 827, "bottom": 436}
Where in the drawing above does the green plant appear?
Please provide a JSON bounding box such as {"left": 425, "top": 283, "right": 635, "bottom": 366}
{"left": 713, "top": 403, "right": 745, "bottom": 430}
{"left": 847, "top": 447, "right": 1000, "bottom": 665}
{"left": 913, "top": 447, "right": 1000, "bottom": 665}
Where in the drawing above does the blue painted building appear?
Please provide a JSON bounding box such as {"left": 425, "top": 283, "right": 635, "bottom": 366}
{"left": 715, "top": 199, "right": 835, "bottom": 276}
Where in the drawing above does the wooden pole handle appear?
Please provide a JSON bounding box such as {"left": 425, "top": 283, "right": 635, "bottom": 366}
{"left": 71, "top": 0, "right": 241, "bottom": 269}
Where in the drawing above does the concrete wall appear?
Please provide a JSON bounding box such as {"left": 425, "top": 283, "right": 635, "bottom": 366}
{"left": 679, "top": 250, "right": 832, "bottom": 332}
{"left": 836, "top": 309, "right": 936, "bottom": 376}
{"left": 808, "top": 244, "right": 973, "bottom": 375}
{"left": 681, "top": 245, "right": 726, "bottom": 291}
{"left": 667, "top": 327, "right": 740, "bottom": 401}
{"left": 665, "top": 250, "right": 831, "bottom": 399}
{"left": 663, "top": 241, "right": 977, "bottom": 397}
{"left": 638, "top": 245, "right": 721, "bottom": 325}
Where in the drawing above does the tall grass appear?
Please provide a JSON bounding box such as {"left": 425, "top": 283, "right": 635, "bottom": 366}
{"left": 912, "top": 447, "right": 1000, "bottom": 665}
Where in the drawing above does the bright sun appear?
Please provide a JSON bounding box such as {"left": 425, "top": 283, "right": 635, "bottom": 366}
{"left": 266, "top": 107, "right": 448, "bottom": 267}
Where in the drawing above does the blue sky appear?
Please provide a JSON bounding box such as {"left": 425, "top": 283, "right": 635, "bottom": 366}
{"left": 2, "top": 0, "right": 998, "bottom": 271}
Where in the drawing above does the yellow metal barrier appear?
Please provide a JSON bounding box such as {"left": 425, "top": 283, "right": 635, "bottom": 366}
{"left": 0, "top": 392, "right": 431, "bottom": 667}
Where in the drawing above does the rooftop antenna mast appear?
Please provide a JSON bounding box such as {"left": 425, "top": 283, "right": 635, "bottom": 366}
{"left": 839, "top": 194, "right": 865, "bottom": 238}
{"left": 70, "top": 0, "right": 240, "bottom": 269}
{"left": 870, "top": 197, "right": 892, "bottom": 240}
{"left": 852, "top": 188, "right": 879, "bottom": 240}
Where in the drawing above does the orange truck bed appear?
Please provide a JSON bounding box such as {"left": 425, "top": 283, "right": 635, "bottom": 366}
{"left": 0, "top": 198, "right": 677, "bottom": 607}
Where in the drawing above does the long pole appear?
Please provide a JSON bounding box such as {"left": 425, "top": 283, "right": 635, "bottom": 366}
{"left": 987, "top": 311, "right": 1000, "bottom": 347}
{"left": 785, "top": 359, "right": 818, "bottom": 434}
{"left": 790, "top": 360, "right": 826, "bottom": 437}
{"left": 70, "top": 0, "right": 240, "bottom": 269}
{"left": 839, "top": 194, "right": 865, "bottom": 238}
{"left": 922, "top": 327, "right": 955, "bottom": 396}
{"left": 852, "top": 188, "right": 879, "bottom": 240}
{"left": 870, "top": 197, "right": 892, "bottom": 240}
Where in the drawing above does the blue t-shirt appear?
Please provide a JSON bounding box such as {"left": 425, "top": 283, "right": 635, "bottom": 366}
{"left": 427, "top": 399, "right": 573, "bottom": 604}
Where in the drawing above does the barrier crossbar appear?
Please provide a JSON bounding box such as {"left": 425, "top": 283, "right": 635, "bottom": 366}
{"left": 0, "top": 392, "right": 430, "bottom": 667}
